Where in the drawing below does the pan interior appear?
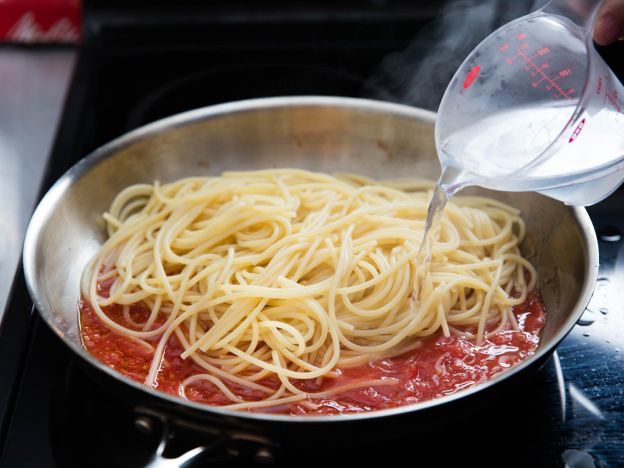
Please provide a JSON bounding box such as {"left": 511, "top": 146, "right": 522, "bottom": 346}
{"left": 24, "top": 97, "right": 595, "bottom": 420}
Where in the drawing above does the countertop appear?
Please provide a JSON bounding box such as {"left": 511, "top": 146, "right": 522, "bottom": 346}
{"left": 0, "top": 47, "right": 76, "bottom": 320}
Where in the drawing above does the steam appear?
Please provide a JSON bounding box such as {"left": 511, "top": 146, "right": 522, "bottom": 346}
{"left": 363, "top": 0, "right": 545, "bottom": 110}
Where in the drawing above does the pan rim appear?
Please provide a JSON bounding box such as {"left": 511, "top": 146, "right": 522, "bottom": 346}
{"left": 23, "top": 95, "right": 599, "bottom": 424}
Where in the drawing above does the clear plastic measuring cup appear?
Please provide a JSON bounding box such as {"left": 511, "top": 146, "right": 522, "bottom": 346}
{"left": 436, "top": 0, "right": 624, "bottom": 205}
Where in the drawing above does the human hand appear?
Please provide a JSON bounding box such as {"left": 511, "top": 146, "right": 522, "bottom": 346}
{"left": 594, "top": 0, "right": 624, "bottom": 45}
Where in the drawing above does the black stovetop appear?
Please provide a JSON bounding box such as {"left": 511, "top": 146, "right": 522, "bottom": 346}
{"left": 1, "top": 2, "right": 623, "bottom": 466}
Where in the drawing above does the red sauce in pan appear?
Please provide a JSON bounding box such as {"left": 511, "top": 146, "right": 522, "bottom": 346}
{"left": 79, "top": 293, "right": 545, "bottom": 415}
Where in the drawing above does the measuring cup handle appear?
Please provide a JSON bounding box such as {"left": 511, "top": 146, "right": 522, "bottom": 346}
{"left": 540, "top": 0, "right": 603, "bottom": 31}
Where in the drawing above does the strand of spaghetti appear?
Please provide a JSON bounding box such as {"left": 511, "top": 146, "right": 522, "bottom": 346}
{"left": 181, "top": 374, "right": 244, "bottom": 403}
{"left": 174, "top": 328, "right": 276, "bottom": 393}
{"left": 477, "top": 260, "right": 505, "bottom": 343}
{"left": 306, "top": 377, "right": 400, "bottom": 399}
{"left": 223, "top": 393, "right": 309, "bottom": 411}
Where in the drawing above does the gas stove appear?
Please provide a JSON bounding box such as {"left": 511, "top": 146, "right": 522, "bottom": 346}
{"left": 1, "top": 2, "right": 623, "bottom": 466}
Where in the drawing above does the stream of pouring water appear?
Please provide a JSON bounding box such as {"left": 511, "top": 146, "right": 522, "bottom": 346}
{"left": 413, "top": 165, "right": 465, "bottom": 305}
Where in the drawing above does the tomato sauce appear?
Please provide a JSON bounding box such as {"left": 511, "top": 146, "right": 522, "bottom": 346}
{"left": 80, "top": 293, "right": 545, "bottom": 415}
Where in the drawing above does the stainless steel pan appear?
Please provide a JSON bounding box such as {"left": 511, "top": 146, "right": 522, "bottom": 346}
{"left": 23, "top": 96, "right": 598, "bottom": 440}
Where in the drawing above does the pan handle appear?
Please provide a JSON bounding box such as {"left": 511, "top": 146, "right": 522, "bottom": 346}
{"left": 134, "top": 406, "right": 278, "bottom": 467}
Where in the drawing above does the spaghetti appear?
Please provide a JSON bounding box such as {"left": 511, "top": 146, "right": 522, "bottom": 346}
{"left": 80, "top": 169, "right": 537, "bottom": 410}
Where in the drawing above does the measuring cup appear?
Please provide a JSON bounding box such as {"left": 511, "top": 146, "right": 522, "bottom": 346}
{"left": 436, "top": 0, "right": 624, "bottom": 205}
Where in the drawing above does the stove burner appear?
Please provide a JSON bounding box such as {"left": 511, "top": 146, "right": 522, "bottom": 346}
{"left": 126, "top": 63, "right": 393, "bottom": 130}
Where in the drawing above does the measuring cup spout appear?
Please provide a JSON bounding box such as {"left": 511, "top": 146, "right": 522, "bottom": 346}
{"left": 540, "top": 0, "right": 603, "bottom": 31}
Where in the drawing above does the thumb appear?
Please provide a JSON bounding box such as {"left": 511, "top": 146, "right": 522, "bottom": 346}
{"left": 594, "top": 0, "right": 624, "bottom": 45}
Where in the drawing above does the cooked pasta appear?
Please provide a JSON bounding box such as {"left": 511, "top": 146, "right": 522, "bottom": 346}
{"left": 80, "top": 169, "right": 537, "bottom": 409}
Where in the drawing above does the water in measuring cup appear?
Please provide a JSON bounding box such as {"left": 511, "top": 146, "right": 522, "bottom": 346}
{"left": 438, "top": 87, "right": 624, "bottom": 204}
{"left": 440, "top": 98, "right": 624, "bottom": 180}
{"left": 437, "top": 103, "right": 576, "bottom": 180}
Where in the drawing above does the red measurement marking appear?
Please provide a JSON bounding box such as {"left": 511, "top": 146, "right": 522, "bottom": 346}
{"left": 558, "top": 88, "right": 575, "bottom": 99}
{"left": 606, "top": 90, "right": 622, "bottom": 113}
{"left": 545, "top": 75, "right": 561, "bottom": 90}
{"left": 505, "top": 45, "right": 574, "bottom": 100}
{"left": 530, "top": 62, "right": 550, "bottom": 79}
{"left": 528, "top": 48, "right": 551, "bottom": 61}
{"left": 569, "top": 118, "right": 586, "bottom": 143}
{"left": 463, "top": 65, "right": 481, "bottom": 90}
{"left": 596, "top": 77, "right": 603, "bottom": 95}
{"left": 500, "top": 43, "right": 509, "bottom": 52}
{"left": 506, "top": 44, "right": 529, "bottom": 65}
{"left": 516, "top": 33, "right": 527, "bottom": 40}
{"left": 601, "top": 76, "right": 621, "bottom": 112}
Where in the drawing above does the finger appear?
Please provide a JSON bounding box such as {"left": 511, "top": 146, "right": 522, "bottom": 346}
{"left": 593, "top": 0, "right": 624, "bottom": 45}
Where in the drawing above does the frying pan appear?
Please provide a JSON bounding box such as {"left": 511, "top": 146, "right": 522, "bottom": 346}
{"left": 23, "top": 96, "right": 598, "bottom": 459}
